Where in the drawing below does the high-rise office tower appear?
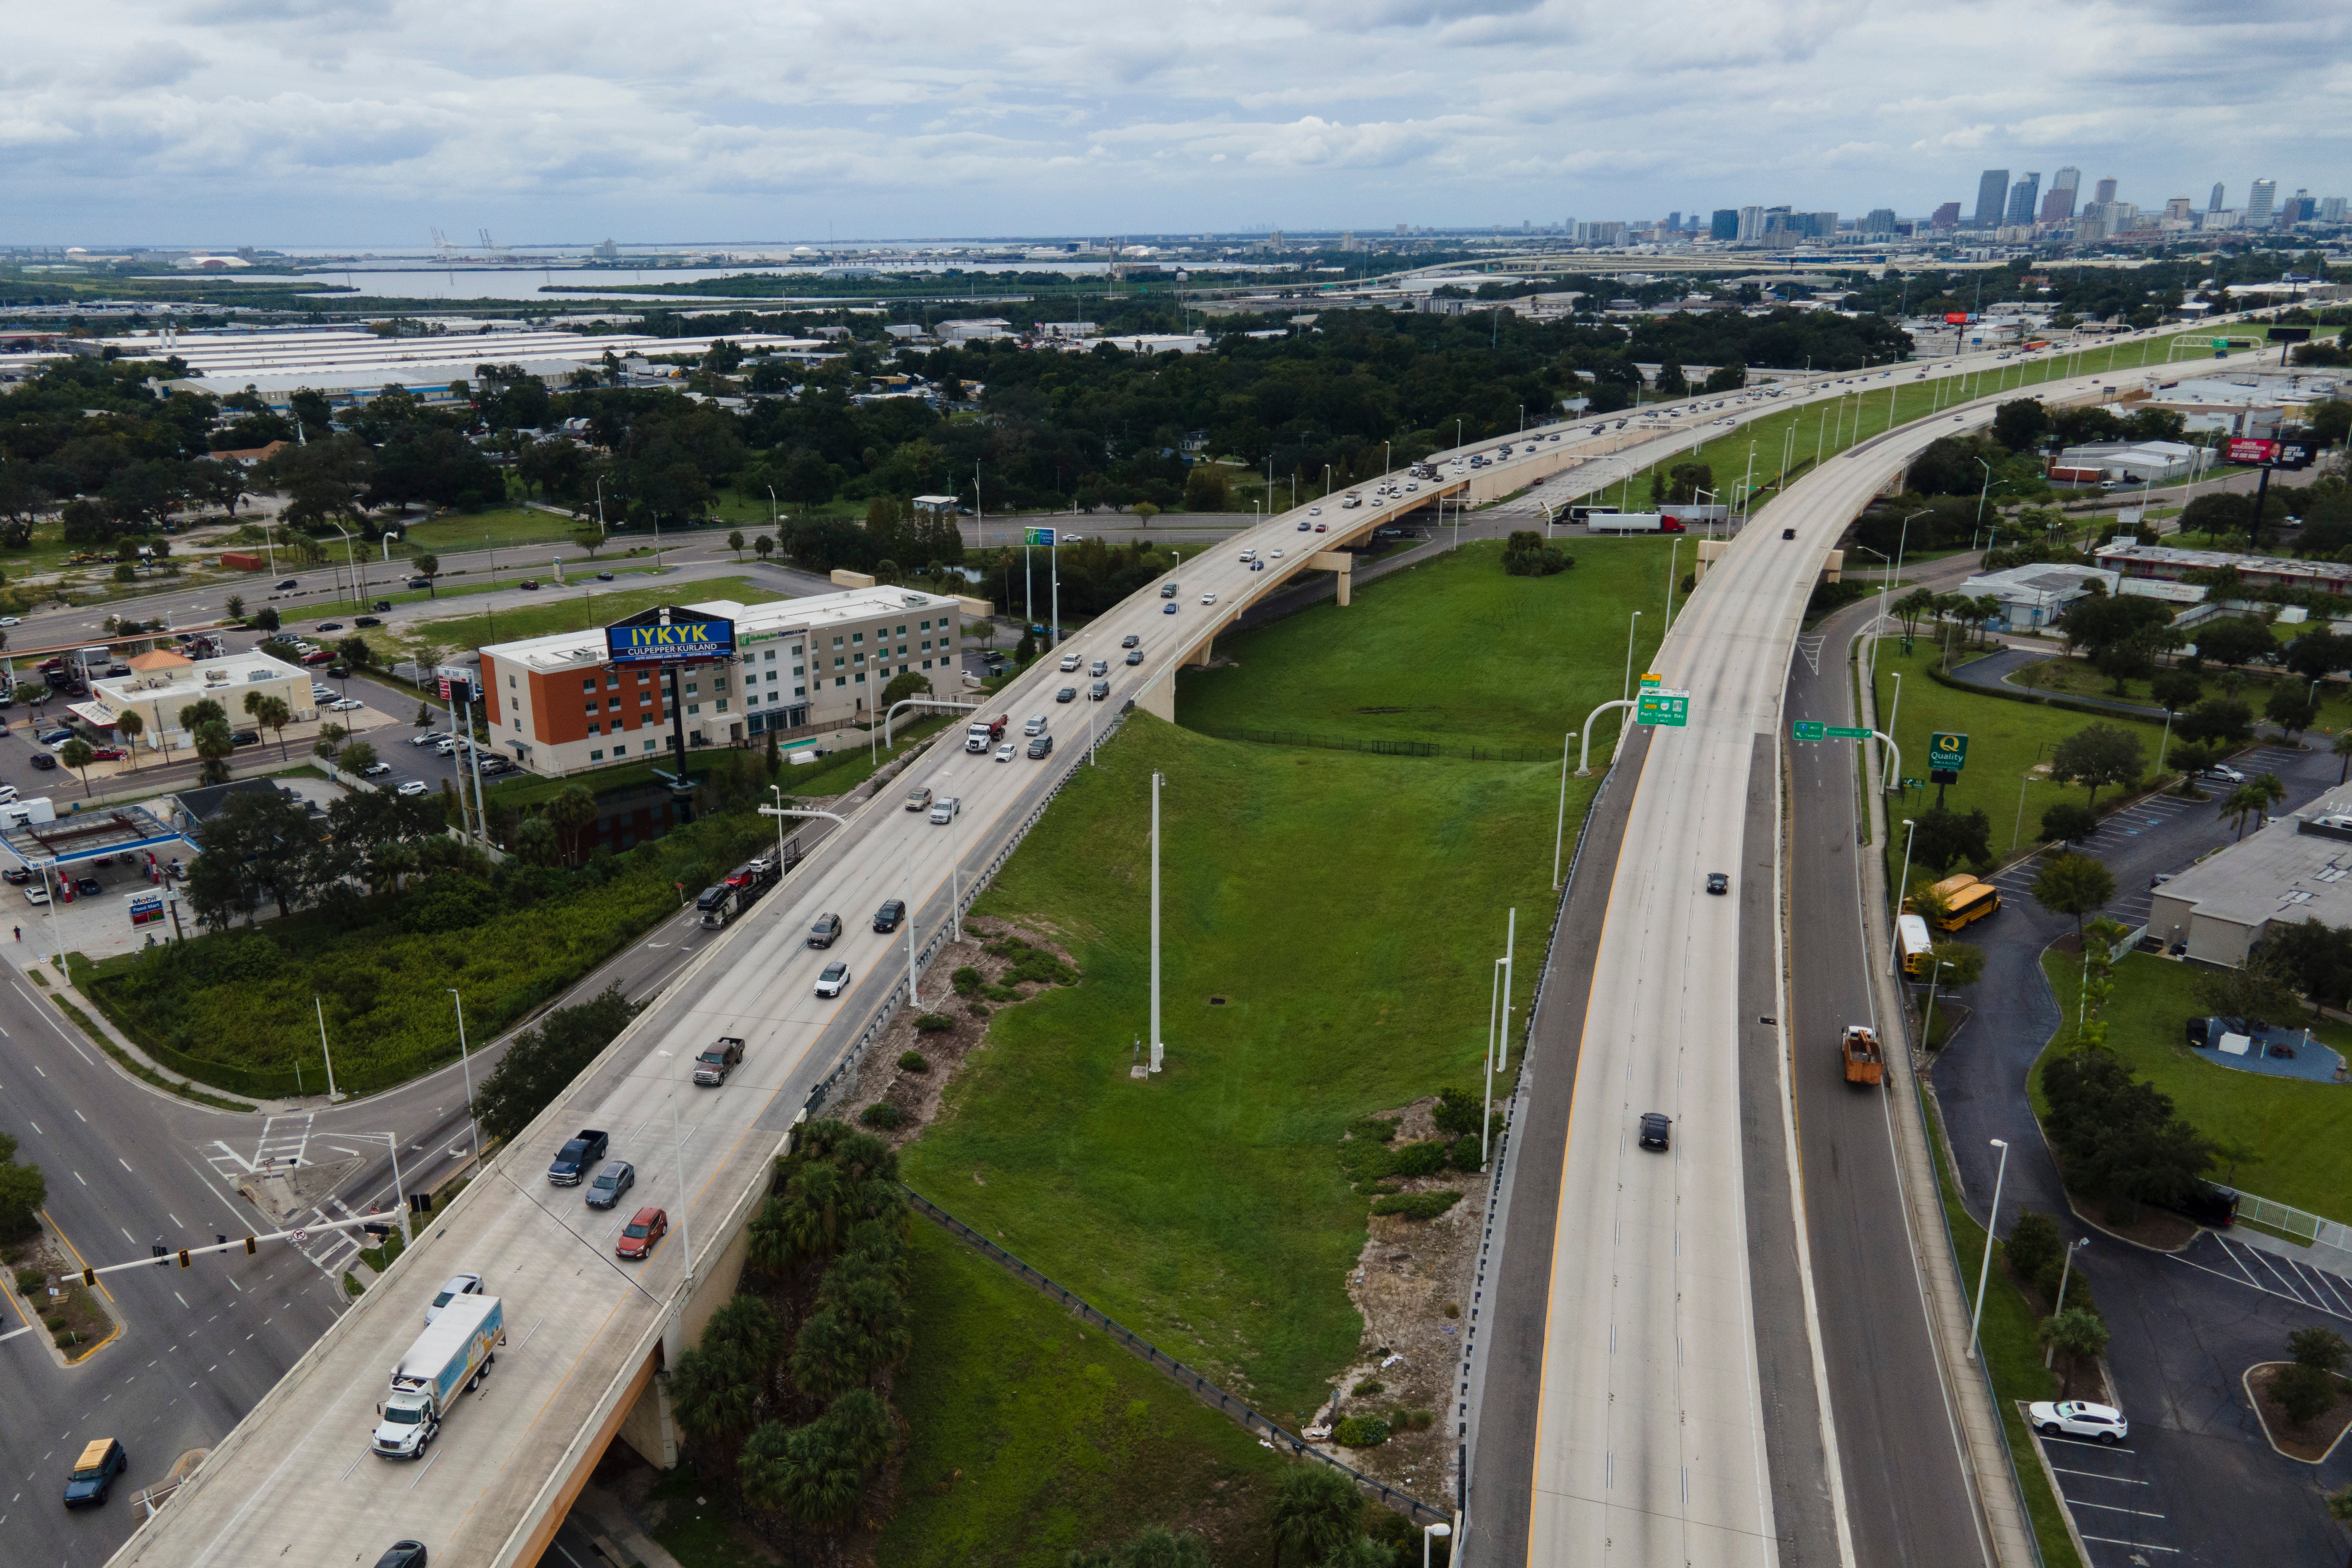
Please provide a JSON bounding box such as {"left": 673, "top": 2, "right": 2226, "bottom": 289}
{"left": 2210, "top": 182, "right": 2226, "bottom": 212}
{"left": 1666, "top": 212, "right": 1681, "bottom": 232}
{"left": 1930, "top": 201, "right": 1961, "bottom": 229}
{"left": 2247, "top": 179, "right": 2277, "bottom": 227}
{"left": 2164, "top": 197, "right": 2193, "bottom": 222}
{"left": 2093, "top": 176, "right": 2118, "bottom": 205}
{"left": 1737, "top": 206, "right": 1765, "bottom": 242}
{"left": 2039, "top": 167, "right": 2081, "bottom": 224}
{"left": 1865, "top": 208, "right": 1897, "bottom": 235}
{"left": 1973, "top": 169, "right": 2010, "bottom": 227}
{"left": 2004, "top": 173, "right": 2042, "bottom": 226}
{"left": 2323, "top": 197, "right": 2348, "bottom": 224}
{"left": 1710, "top": 209, "right": 1739, "bottom": 240}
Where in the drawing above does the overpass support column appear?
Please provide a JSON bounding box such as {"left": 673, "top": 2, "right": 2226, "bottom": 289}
{"left": 1136, "top": 673, "right": 1175, "bottom": 724}
{"left": 1305, "top": 551, "right": 1354, "bottom": 606}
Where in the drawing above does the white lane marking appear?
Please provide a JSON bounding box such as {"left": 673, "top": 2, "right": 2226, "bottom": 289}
{"left": 2078, "top": 1536, "right": 2176, "bottom": 1553}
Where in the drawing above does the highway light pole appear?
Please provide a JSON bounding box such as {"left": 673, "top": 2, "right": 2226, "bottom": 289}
{"left": 1551, "top": 731, "right": 1577, "bottom": 888}
{"left": 1622, "top": 611, "right": 1643, "bottom": 704}
{"left": 447, "top": 990, "right": 481, "bottom": 1171}
{"left": 1149, "top": 770, "right": 1163, "bottom": 1074}
{"left": 1894, "top": 818, "right": 1917, "bottom": 970}
{"left": 1966, "top": 1138, "right": 2011, "bottom": 1362}
{"left": 314, "top": 995, "right": 341, "bottom": 1102}
{"left": 1921, "top": 957, "right": 1957, "bottom": 1047}
{"left": 1885, "top": 672, "right": 1902, "bottom": 782}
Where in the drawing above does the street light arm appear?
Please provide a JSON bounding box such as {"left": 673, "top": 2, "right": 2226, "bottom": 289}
{"left": 1576, "top": 699, "right": 1636, "bottom": 776}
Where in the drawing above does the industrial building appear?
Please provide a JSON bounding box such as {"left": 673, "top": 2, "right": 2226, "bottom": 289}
{"left": 80, "top": 647, "right": 317, "bottom": 749}
{"left": 2095, "top": 540, "right": 2352, "bottom": 598}
{"left": 92, "top": 328, "right": 830, "bottom": 411}
{"left": 478, "top": 586, "right": 976, "bottom": 778}
{"left": 2148, "top": 790, "right": 2352, "bottom": 966}
{"left": 1957, "top": 563, "right": 2119, "bottom": 631}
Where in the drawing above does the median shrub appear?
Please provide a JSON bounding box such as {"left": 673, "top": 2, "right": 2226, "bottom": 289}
{"left": 1371, "top": 1190, "right": 1463, "bottom": 1220}
{"left": 897, "top": 1050, "right": 931, "bottom": 1072}
{"left": 1331, "top": 1414, "right": 1391, "bottom": 1448}
{"left": 859, "top": 1103, "right": 906, "bottom": 1130}
{"left": 913, "top": 1014, "right": 954, "bottom": 1034}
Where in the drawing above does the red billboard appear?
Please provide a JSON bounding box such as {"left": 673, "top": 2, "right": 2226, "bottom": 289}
{"left": 1944, "top": 312, "right": 1969, "bottom": 324}
{"left": 2226, "top": 438, "right": 2279, "bottom": 465}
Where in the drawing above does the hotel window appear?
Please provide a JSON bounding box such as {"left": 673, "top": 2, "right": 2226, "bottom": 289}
{"left": 644, "top": 740, "right": 658, "bottom": 753}
{"left": 855, "top": 672, "right": 866, "bottom": 684}
{"left": 834, "top": 676, "right": 846, "bottom": 687}
{"left": 637, "top": 669, "right": 652, "bottom": 683}
{"left": 795, "top": 685, "right": 807, "bottom": 697}
{"left": 581, "top": 678, "right": 597, "bottom": 692}
{"left": 587, "top": 722, "right": 601, "bottom": 735}
{"left": 833, "top": 636, "right": 845, "bottom": 649}
{"left": 833, "top": 656, "right": 845, "bottom": 670}
{"left": 714, "top": 678, "right": 728, "bottom": 693}
{"left": 584, "top": 702, "right": 598, "bottom": 715}
{"left": 606, "top": 674, "right": 620, "bottom": 689}
{"left": 687, "top": 703, "right": 701, "bottom": 716}
{"left": 684, "top": 680, "right": 699, "bottom": 695}
{"left": 715, "top": 700, "right": 728, "bottom": 713}
{"left": 590, "top": 749, "right": 605, "bottom": 761}
{"left": 852, "top": 632, "right": 864, "bottom": 645}
{"left": 763, "top": 649, "right": 776, "bottom": 662}
{"left": 639, "top": 692, "right": 653, "bottom": 705}
{"left": 607, "top": 697, "right": 620, "bottom": 711}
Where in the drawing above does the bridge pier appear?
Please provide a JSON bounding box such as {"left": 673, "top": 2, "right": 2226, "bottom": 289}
{"left": 1304, "top": 551, "right": 1354, "bottom": 606}
{"left": 1136, "top": 673, "right": 1176, "bottom": 724}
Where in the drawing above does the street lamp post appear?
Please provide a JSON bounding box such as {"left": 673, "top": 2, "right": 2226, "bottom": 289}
{"left": 1421, "top": 1520, "right": 1452, "bottom": 1568}
{"left": 2043, "top": 1237, "right": 2090, "bottom": 1367}
{"left": 1894, "top": 818, "right": 1918, "bottom": 969}
{"left": 1922, "top": 957, "right": 1957, "bottom": 1047}
{"left": 1967, "top": 1138, "right": 2011, "bottom": 1362}
{"left": 1551, "top": 731, "right": 1578, "bottom": 888}
{"left": 446, "top": 990, "right": 481, "bottom": 1171}
{"left": 1974, "top": 457, "right": 1995, "bottom": 550}
{"left": 1885, "top": 671, "right": 1903, "bottom": 783}
{"left": 1149, "top": 770, "right": 1164, "bottom": 1073}
{"left": 1622, "top": 611, "right": 1644, "bottom": 704}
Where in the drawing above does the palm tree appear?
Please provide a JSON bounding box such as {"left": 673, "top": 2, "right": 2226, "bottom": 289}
{"left": 788, "top": 1305, "right": 874, "bottom": 1401}
{"left": 247, "top": 692, "right": 292, "bottom": 760}
{"left": 1972, "top": 594, "right": 2003, "bottom": 647}
{"left": 58, "top": 738, "right": 94, "bottom": 797}
{"left": 115, "top": 709, "right": 144, "bottom": 771}
{"left": 192, "top": 719, "right": 235, "bottom": 785}
{"left": 1268, "top": 1466, "right": 1363, "bottom": 1567}
{"left": 2222, "top": 782, "right": 2271, "bottom": 839}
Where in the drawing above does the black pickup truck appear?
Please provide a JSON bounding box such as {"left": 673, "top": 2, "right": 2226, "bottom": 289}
{"left": 547, "top": 1128, "right": 609, "bottom": 1186}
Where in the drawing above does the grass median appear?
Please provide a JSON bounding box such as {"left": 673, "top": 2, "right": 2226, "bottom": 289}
{"left": 2039, "top": 950, "right": 2352, "bottom": 1217}
{"left": 1178, "top": 536, "right": 1673, "bottom": 754}
{"left": 397, "top": 574, "right": 769, "bottom": 652}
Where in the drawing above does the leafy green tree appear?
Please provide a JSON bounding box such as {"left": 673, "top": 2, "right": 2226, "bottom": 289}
{"left": 2040, "top": 1049, "right": 2217, "bottom": 1217}
{"left": 312, "top": 721, "right": 349, "bottom": 761}
{"left": 225, "top": 594, "right": 246, "bottom": 621}
{"left": 337, "top": 636, "right": 375, "bottom": 671}
{"left": 754, "top": 534, "right": 775, "bottom": 563}
{"left": 0, "top": 1130, "right": 47, "bottom": 1243}
{"left": 880, "top": 670, "right": 932, "bottom": 707}
{"left": 2176, "top": 696, "right": 2255, "bottom": 747}
{"left": 2193, "top": 616, "right": 2277, "bottom": 669}
{"left": 468, "top": 985, "right": 646, "bottom": 1141}
{"left": 2292, "top": 1326, "right": 2350, "bottom": 1374}
{"left": 545, "top": 784, "right": 598, "bottom": 864}
{"left": 2221, "top": 781, "right": 2274, "bottom": 840}
{"left": 2049, "top": 723, "right": 2144, "bottom": 811}
{"left": 1907, "top": 805, "right": 1993, "bottom": 873}
{"left": 1928, "top": 941, "right": 1985, "bottom": 990}
{"left": 412, "top": 553, "right": 440, "bottom": 597}
{"left": 2274, "top": 1361, "right": 2339, "bottom": 1427}
{"left": 2195, "top": 947, "right": 2305, "bottom": 1025}
{"left": 727, "top": 529, "right": 746, "bottom": 560}
{"left": 2031, "top": 851, "right": 2116, "bottom": 943}
{"left": 671, "top": 1295, "right": 785, "bottom": 1439}
{"left": 337, "top": 740, "right": 378, "bottom": 775}
{"left": 2004, "top": 1210, "right": 2063, "bottom": 1287}
{"left": 1067, "top": 1525, "right": 1216, "bottom": 1568}
{"left": 253, "top": 605, "right": 280, "bottom": 632}
{"left": 512, "top": 816, "right": 558, "bottom": 865}
{"left": 2149, "top": 668, "right": 2203, "bottom": 713}
{"left": 2039, "top": 802, "right": 2099, "bottom": 844}
{"left": 192, "top": 718, "right": 235, "bottom": 785}
{"left": 2266, "top": 684, "right": 2320, "bottom": 740}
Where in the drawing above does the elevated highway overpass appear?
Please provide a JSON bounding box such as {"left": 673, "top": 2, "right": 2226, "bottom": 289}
{"left": 108, "top": 323, "right": 2269, "bottom": 1567}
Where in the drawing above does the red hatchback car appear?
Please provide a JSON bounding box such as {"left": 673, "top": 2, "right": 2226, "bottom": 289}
{"left": 617, "top": 1206, "right": 667, "bottom": 1260}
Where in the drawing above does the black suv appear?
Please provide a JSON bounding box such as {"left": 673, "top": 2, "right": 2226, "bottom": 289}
{"left": 1637, "top": 1112, "right": 1671, "bottom": 1151}
{"left": 873, "top": 899, "right": 906, "bottom": 933}
{"left": 547, "top": 1128, "right": 609, "bottom": 1185}
{"left": 807, "top": 913, "right": 844, "bottom": 948}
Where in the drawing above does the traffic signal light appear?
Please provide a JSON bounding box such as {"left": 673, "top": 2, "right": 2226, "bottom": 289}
{"left": 408, "top": 1192, "right": 432, "bottom": 1215}
{"left": 151, "top": 1243, "right": 167, "bottom": 1268}
{"left": 244, "top": 1236, "right": 257, "bottom": 1255}
{"left": 177, "top": 1250, "right": 190, "bottom": 1269}
{"left": 81, "top": 1267, "right": 94, "bottom": 1287}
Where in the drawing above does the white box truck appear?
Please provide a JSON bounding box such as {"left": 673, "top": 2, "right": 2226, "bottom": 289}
{"left": 374, "top": 1292, "right": 504, "bottom": 1458}
{"left": 1587, "top": 512, "right": 1686, "bottom": 534}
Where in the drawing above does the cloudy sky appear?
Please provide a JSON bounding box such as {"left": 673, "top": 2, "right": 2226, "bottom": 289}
{"left": 7, "top": 0, "right": 2346, "bottom": 246}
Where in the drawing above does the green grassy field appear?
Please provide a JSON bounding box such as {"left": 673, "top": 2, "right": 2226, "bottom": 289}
{"left": 901, "top": 716, "right": 1567, "bottom": 1421}
{"left": 397, "top": 574, "right": 769, "bottom": 652}
{"left": 2000, "top": 647, "right": 2352, "bottom": 737}
{"left": 2040, "top": 952, "right": 2352, "bottom": 1218}
{"left": 874, "top": 1224, "right": 1291, "bottom": 1568}
{"left": 394, "top": 505, "right": 584, "bottom": 553}
{"left": 1868, "top": 637, "right": 2176, "bottom": 871}
{"left": 1178, "top": 538, "right": 1672, "bottom": 754}
{"left": 1925, "top": 1093, "right": 2086, "bottom": 1568}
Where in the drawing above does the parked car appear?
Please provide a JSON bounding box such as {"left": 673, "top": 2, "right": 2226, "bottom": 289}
{"left": 424, "top": 1272, "right": 483, "bottom": 1325}
{"left": 372, "top": 599, "right": 393, "bottom": 612}
{"left": 814, "top": 961, "right": 851, "bottom": 998}
{"left": 396, "top": 781, "right": 430, "bottom": 797}
{"left": 409, "top": 731, "right": 440, "bottom": 746}
{"left": 316, "top": 622, "right": 344, "bottom": 632}
{"left": 28, "top": 753, "right": 56, "bottom": 771}
{"left": 807, "top": 913, "right": 844, "bottom": 948}
{"left": 89, "top": 745, "right": 127, "bottom": 761}
{"left": 354, "top": 616, "right": 382, "bottom": 628}
{"left": 519, "top": 579, "right": 541, "bottom": 590}
{"left": 1, "top": 864, "right": 25, "bottom": 883}
{"left": 595, "top": 572, "right": 616, "bottom": 582}
{"left": 1637, "top": 1112, "right": 1671, "bottom": 1151}
{"left": 2027, "top": 1400, "right": 2128, "bottom": 1444}
{"left": 23, "top": 882, "right": 49, "bottom": 904}
{"left": 616, "top": 1206, "right": 667, "bottom": 1260}
{"left": 75, "top": 875, "right": 102, "bottom": 896}
{"left": 36, "top": 728, "right": 71, "bottom": 746}
{"left": 328, "top": 699, "right": 365, "bottom": 713}
{"left": 873, "top": 899, "right": 905, "bottom": 933}
{"left": 359, "top": 761, "right": 393, "bottom": 778}
{"left": 585, "top": 1160, "right": 636, "bottom": 1209}
{"left": 62, "top": 1438, "right": 128, "bottom": 1508}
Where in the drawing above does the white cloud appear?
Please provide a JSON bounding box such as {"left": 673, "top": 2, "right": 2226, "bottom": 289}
{"left": 1, "top": 0, "right": 2343, "bottom": 242}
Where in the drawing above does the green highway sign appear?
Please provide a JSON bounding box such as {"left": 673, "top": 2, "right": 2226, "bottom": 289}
{"left": 1636, "top": 688, "right": 1690, "bottom": 728}
{"left": 1828, "top": 725, "right": 1870, "bottom": 740}
{"left": 1024, "top": 527, "right": 1058, "bottom": 546}
{"left": 1928, "top": 731, "right": 1969, "bottom": 771}
{"left": 1792, "top": 720, "right": 1824, "bottom": 741}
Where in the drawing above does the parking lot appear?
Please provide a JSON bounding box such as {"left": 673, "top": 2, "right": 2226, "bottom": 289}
{"left": 2025, "top": 1418, "right": 2182, "bottom": 1562}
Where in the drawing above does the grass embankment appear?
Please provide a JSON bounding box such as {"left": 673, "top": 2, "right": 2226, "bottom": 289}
{"left": 872, "top": 1224, "right": 1290, "bottom": 1568}
{"left": 904, "top": 716, "right": 1569, "bottom": 1421}
{"left": 1179, "top": 538, "right": 1672, "bottom": 753}
{"left": 1867, "top": 637, "right": 2176, "bottom": 873}
{"left": 2040, "top": 951, "right": 2352, "bottom": 1217}
{"left": 1924, "top": 1093, "right": 2087, "bottom": 1568}
{"left": 395, "top": 506, "right": 585, "bottom": 553}
{"left": 80, "top": 803, "right": 778, "bottom": 1098}
{"left": 1593, "top": 327, "right": 2244, "bottom": 511}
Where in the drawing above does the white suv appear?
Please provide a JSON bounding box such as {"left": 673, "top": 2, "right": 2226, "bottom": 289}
{"left": 2028, "top": 1400, "right": 2128, "bottom": 1444}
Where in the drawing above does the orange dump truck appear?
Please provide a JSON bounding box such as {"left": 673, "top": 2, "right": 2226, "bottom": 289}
{"left": 1840, "top": 1024, "right": 1885, "bottom": 1086}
